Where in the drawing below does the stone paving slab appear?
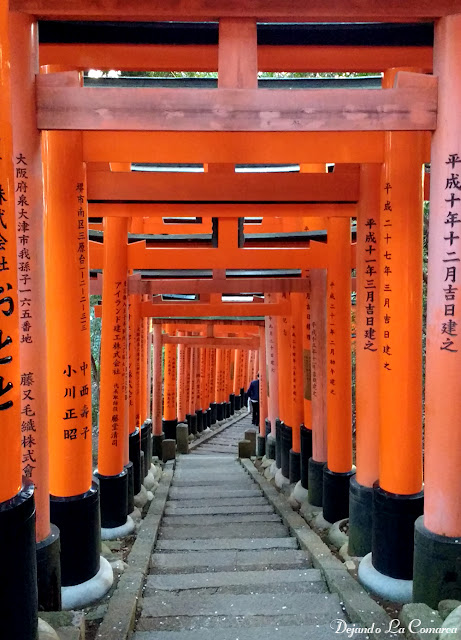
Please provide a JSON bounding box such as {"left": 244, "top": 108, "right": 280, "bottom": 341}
{"left": 160, "top": 522, "right": 288, "bottom": 539}
{"left": 156, "top": 537, "right": 297, "bottom": 551}
{"left": 146, "top": 568, "right": 323, "bottom": 591}
{"left": 168, "top": 488, "right": 262, "bottom": 499}
{"left": 162, "top": 513, "right": 281, "bottom": 525}
{"left": 134, "top": 623, "right": 366, "bottom": 640}
{"left": 171, "top": 479, "right": 255, "bottom": 487}
{"left": 141, "top": 591, "right": 342, "bottom": 619}
{"left": 151, "top": 549, "right": 310, "bottom": 573}
{"left": 176, "top": 456, "right": 239, "bottom": 465}
{"left": 166, "top": 497, "right": 267, "bottom": 508}
{"left": 163, "top": 504, "right": 273, "bottom": 516}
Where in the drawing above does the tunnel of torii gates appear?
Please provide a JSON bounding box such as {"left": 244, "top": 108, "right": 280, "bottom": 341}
{"left": 2, "top": 1, "right": 461, "bottom": 637}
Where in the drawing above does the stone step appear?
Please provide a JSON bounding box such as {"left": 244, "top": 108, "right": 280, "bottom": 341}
{"left": 164, "top": 504, "right": 274, "bottom": 516}
{"left": 162, "top": 513, "right": 281, "bottom": 525}
{"left": 134, "top": 623, "right": 364, "bottom": 640}
{"left": 166, "top": 497, "right": 267, "bottom": 508}
{"left": 176, "top": 456, "right": 239, "bottom": 465}
{"left": 156, "top": 537, "right": 297, "bottom": 551}
{"left": 171, "top": 479, "right": 255, "bottom": 488}
{"left": 151, "top": 549, "right": 310, "bottom": 573}
{"left": 168, "top": 488, "right": 262, "bottom": 499}
{"left": 159, "top": 522, "right": 288, "bottom": 539}
{"left": 146, "top": 568, "right": 323, "bottom": 591}
{"left": 138, "top": 592, "right": 343, "bottom": 630}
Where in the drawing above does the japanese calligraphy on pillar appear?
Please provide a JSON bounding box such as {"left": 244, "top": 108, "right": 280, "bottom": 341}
{"left": 363, "top": 214, "right": 378, "bottom": 354}
{"left": 381, "top": 182, "right": 393, "bottom": 370}
{"left": 440, "top": 154, "right": 461, "bottom": 353}
{"left": 111, "top": 280, "right": 127, "bottom": 447}
{"left": 62, "top": 360, "right": 90, "bottom": 442}
{"left": 76, "top": 182, "right": 88, "bottom": 332}
{"left": 328, "top": 281, "right": 336, "bottom": 395}
{"left": 303, "top": 290, "right": 312, "bottom": 401}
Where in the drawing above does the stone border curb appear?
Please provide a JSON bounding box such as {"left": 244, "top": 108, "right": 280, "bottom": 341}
{"left": 240, "top": 459, "right": 398, "bottom": 640}
{"left": 189, "top": 411, "right": 247, "bottom": 451}
{"left": 95, "top": 462, "right": 174, "bottom": 640}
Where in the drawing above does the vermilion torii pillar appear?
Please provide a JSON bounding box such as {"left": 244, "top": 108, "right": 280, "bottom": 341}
{"left": 44, "top": 113, "right": 113, "bottom": 605}
{"left": 359, "top": 69, "right": 424, "bottom": 602}
{"left": 196, "top": 346, "right": 206, "bottom": 431}
{"left": 307, "top": 269, "right": 328, "bottom": 508}
{"left": 188, "top": 344, "right": 198, "bottom": 435}
{"left": 265, "top": 293, "right": 279, "bottom": 460}
{"left": 128, "top": 293, "right": 142, "bottom": 495}
{"left": 209, "top": 346, "right": 217, "bottom": 425}
{"left": 177, "top": 332, "right": 187, "bottom": 424}
{"left": 151, "top": 323, "right": 163, "bottom": 457}
{"left": 257, "top": 325, "right": 268, "bottom": 456}
{"left": 414, "top": 15, "right": 461, "bottom": 607}
{"left": 215, "top": 347, "right": 226, "bottom": 422}
{"left": 10, "top": 13, "right": 60, "bottom": 612}
{"left": 276, "top": 292, "right": 292, "bottom": 485}
{"left": 0, "top": 5, "right": 37, "bottom": 636}
{"left": 349, "top": 164, "right": 381, "bottom": 557}
{"left": 95, "top": 216, "right": 133, "bottom": 539}
{"left": 323, "top": 218, "right": 354, "bottom": 524}
{"left": 288, "top": 292, "right": 305, "bottom": 485}
{"left": 163, "top": 324, "right": 178, "bottom": 440}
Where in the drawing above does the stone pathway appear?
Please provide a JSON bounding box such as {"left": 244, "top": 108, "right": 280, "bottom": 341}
{"left": 190, "top": 412, "right": 254, "bottom": 456}
{"left": 132, "top": 417, "right": 361, "bottom": 640}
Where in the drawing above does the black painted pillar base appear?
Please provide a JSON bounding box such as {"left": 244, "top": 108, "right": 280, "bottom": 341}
{"left": 140, "top": 421, "right": 152, "bottom": 478}
{"left": 266, "top": 434, "right": 276, "bottom": 460}
{"left": 189, "top": 414, "right": 197, "bottom": 435}
{"left": 185, "top": 414, "right": 192, "bottom": 434}
{"left": 94, "top": 469, "right": 128, "bottom": 529}
{"left": 206, "top": 408, "right": 212, "bottom": 428}
{"left": 37, "top": 524, "right": 61, "bottom": 611}
{"left": 229, "top": 393, "right": 235, "bottom": 414}
{"left": 323, "top": 467, "right": 355, "bottom": 523}
{"left": 240, "top": 387, "right": 245, "bottom": 406}
{"left": 348, "top": 477, "right": 374, "bottom": 557}
{"left": 162, "top": 418, "right": 178, "bottom": 441}
{"left": 50, "top": 482, "right": 101, "bottom": 587}
{"left": 371, "top": 485, "right": 423, "bottom": 580}
{"left": 281, "top": 423, "right": 292, "bottom": 479}
{"left": 210, "top": 402, "right": 217, "bottom": 425}
{"left": 129, "top": 427, "right": 142, "bottom": 494}
{"left": 125, "top": 461, "right": 135, "bottom": 513}
{"left": 217, "top": 402, "right": 224, "bottom": 422}
{"left": 275, "top": 419, "right": 282, "bottom": 469}
{"left": 308, "top": 458, "right": 326, "bottom": 507}
{"left": 265, "top": 418, "right": 271, "bottom": 437}
{"left": 0, "top": 481, "right": 38, "bottom": 639}
{"left": 300, "top": 425, "right": 313, "bottom": 490}
{"left": 225, "top": 402, "right": 231, "bottom": 419}
{"left": 413, "top": 516, "right": 461, "bottom": 607}
{"left": 256, "top": 434, "right": 266, "bottom": 457}
{"left": 152, "top": 434, "right": 164, "bottom": 459}
{"left": 289, "top": 449, "right": 301, "bottom": 484}
{"left": 235, "top": 395, "right": 241, "bottom": 411}
{"left": 195, "top": 409, "right": 203, "bottom": 433}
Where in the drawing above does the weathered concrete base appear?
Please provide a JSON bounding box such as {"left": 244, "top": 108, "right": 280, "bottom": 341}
{"left": 162, "top": 439, "right": 176, "bottom": 463}
{"left": 439, "top": 605, "right": 461, "bottom": 639}
{"left": 238, "top": 440, "right": 253, "bottom": 459}
{"left": 260, "top": 456, "right": 273, "bottom": 469}
{"left": 312, "top": 512, "right": 333, "bottom": 530}
{"left": 275, "top": 468, "right": 290, "bottom": 489}
{"left": 143, "top": 471, "right": 156, "bottom": 491}
{"left": 399, "top": 603, "right": 444, "bottom": 640}
{"left": 61, "top": 556, "right": 113, "bottom": 610}
{"left": 244, "top": 429, "right": 257, "bottom": 455}
{"left": 101, "top": 516, "right": 135, "bottom": 541}
{"left": 38, "top": 618, "right": 59, "bottom": 640}
{"left": 176, "top": 423, "right": 189, "bottom": 454}
{"left": 358, "top": 553, "right": 413, "bottom": 604}
{"left": 299, "top": 499, "right": 322, "bottom": 524}
{"left": 134, "top": 485, "right": 148, "bottom": 509}
{"left": 256, "top": 434, "right": 265, "bottom": 457}
{"left": 291, "top": 480, "right": 309, "bottom": 505}
{"left": 327, "top": 519, "right": 349, "bottom": 550}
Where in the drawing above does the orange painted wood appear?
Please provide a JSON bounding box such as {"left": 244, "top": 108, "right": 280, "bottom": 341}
{"left": 163, "top": 324, "right": 177, "bottom": 421}
{"left": 302, "top": 287, "right": 312, "bottom": 430}
{"left": 86, "top": 169, "right": 360, "bottom": 202}
{"left": 355, "top": 165, "right": 380, "bottom": 489}
{"left": 378, "top": 70, "right": 424, "bottom": 496}
{"left": 83, "top": 130, "right": 389, "bottom": 163}
{"left": 36, "top": 83, "right": 437, "bottom": 132}
{"left": 130, "top": 278, "right": 312, "bottom": 296}
{"left": 39, "top": 43, "right": 434, "bottom": 74}
{"left": 44, "top": 126, "right": 94, "bottom": 496}
{"left": 176, "top": 332, "right": 187, "bottom": 422}
{"left": 276, "top": 292, "right": 291, "bottom": 426}
{"left": 89, "top": 202, "right": 357, "bottom": 219}
{"left": 208, "top": 347, "right": 216, "bottom": 405}
{"left": 310, "top": 269, "right": 327, "bottom": 463}
{"left": 218, "top": 19, "right": 257, "bottom": 89}
{"left": 151, "top": 323, "right": 162, "bottom": 435}
{"left": 128, "top": 294, "right": 141, "bottom": 432}
{"left": 141, "top": 301, "right": 289, "bottom": 318}
{"left": 290, "top": 293, "right": 305, "bottom": 452}
{"left": 424, "top": 14, "right": 461, "bottom": 537}
{"left": 12, "top": 0, "right": 461, "bottom": 21}
{"left": 10, "top": 13, "right": 50, "bottom": 537}
{"left": 140, "top": 307, "right": 148, "bottom": 423}
{"left": 163, "top": 335, "right": 259, "bottom": 349}
{"left": 258, "top": 326, "right": 268, "bottom": 436}
{"left": 98, "top": 217, "right": 128, "bottom": 476}
{"left": 326, "top": 218, "right": 352, "bottom": 473}
{"left": 265, "top": 293, "right": 279, "bottom": 436}
{"left": 0, "top": 2, "right": 22, "bottom": 503}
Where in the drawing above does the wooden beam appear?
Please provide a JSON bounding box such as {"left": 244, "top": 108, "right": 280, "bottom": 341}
{"left": 141, "top": 300, "right": 289, "bottom": 317}
{"left": 87, "top": 169, "right": 360, "bottom": 203}
{"left": 162, "top": 335, "right": 259, "bottom": 348}
{"left": 38, "top": 44, "right": 434, "bottom": 74}
{"left": 129, "top": 277, "right": 311, "bottom": 295}
{"left": 218, "top": 19, "right": 257, "bottom": 89}
{"left": 36, "top": 82, "right": 437, "bottom": 132}
{"left": 11, "top": 0, "right": 461, "bottom": 21}
{"left": 88, "top": 203, "right": 358, "bottom": 218}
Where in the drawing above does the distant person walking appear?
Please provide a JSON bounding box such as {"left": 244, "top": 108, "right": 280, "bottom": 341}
{"left": 247, "top": 373, "right": 260, "bottom": 427}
